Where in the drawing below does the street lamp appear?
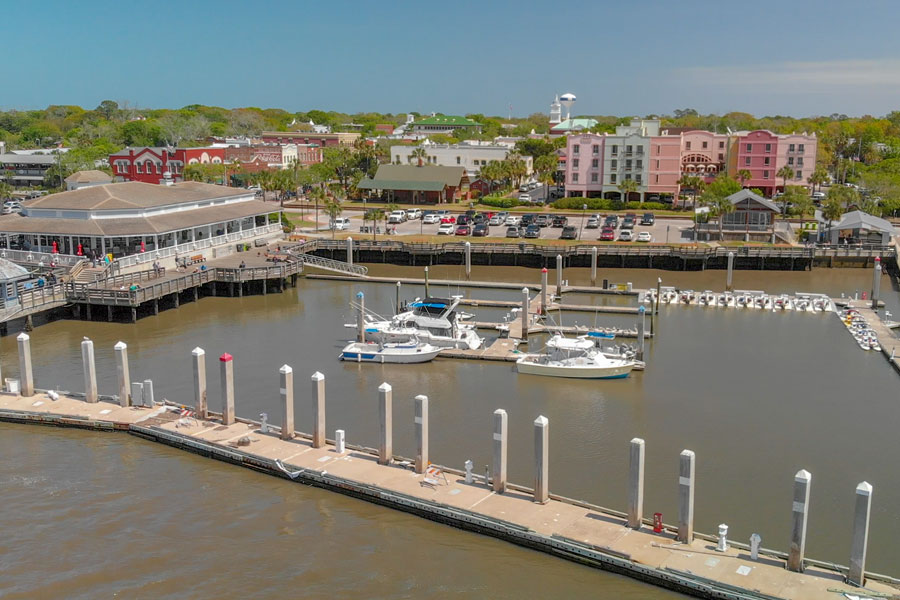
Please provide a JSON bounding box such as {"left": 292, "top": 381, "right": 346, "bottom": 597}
{"left": 579, "top": 203, "right": 587, "bottom": 240}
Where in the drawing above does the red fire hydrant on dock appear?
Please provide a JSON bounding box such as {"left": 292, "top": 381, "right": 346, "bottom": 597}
{"left": 653, "top": 512, "right": 663, "bottom": 533}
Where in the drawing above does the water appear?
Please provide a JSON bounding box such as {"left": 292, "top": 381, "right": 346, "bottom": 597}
{"left": 1, "top": 264, "right": 898, "bottom": 596}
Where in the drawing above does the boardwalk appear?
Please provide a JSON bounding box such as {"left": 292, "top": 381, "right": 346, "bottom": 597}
{"left": 0, "top": 389, "right": 895, "bottom": 600}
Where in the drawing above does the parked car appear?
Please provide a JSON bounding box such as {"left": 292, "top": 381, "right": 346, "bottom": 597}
{"left": 622, "top": 213, "right": 636, "bottom": 229}
{"left": 472, "top": 213, "right": 487, "bottom": 225}
{"left": 519, "top": 184, "right": 530, "bottom": 192}
{"left": 439, "top": 213, "right": 456, "bottom": 224}
{"left": 472, "top": 223, "right": 490, "bottom": 237}
{"left": 586, "top": 214, "right": 601, "bottom": 229}
{"left": 637, "top": 231, "right": 653, "bottom": 242}
{"left": 560, "top": 225, "right": 578, "bottom": 240}
{"left": 388, "top": 210, "right": 407, "bottom": 224}
{"left": 520, "top": 214, "right": 536, "bottom": 227}
{"left": 535, "top": 214, "right": 552, "bottom": 227}
{"left": 600, "top": 227, "right": 616, "bottom": 241}
{"left": 330, "top": 217, "right": 351, "bottom": 231}
{"left": 488, "top": 214, "right": 505, "bottom": 226}
{"left": 505, "top": 215, "right": 521, "bottom": 226}
{"left": 552, "top": 215, "right": 568, "bottom": 228}
{"left": 619, "top": 230, "right": 634, "bottom": 241}
{"left": 406, "top": 208, "right": 422, "bottom": 220}
{"left": 455, "top": 224, "right": 471, "bottom": 236}
{"left": 2, "top": 201, "right": 22, "bottom": 215}
{"left": 605, "top": 215, "right": 618, "bottom": 228}
{"left": 518, "top": 194, "right": 532, "bottom": 203}
{"left": 437, "top": 223, "right": 455, "bottom": 235}
{"left": 423, "top": 212, "right": 441, "bottom": 224}
{"left": 523, "top": 224, "right": 541, "bottom": 239}
{"left": 640, "top": 213, "right": 655, "bottom": 225}
{"left": 506, "top": 226, "right": 522, "bottom": 238}
{"left": 456, "top": 215, "right": 472, "bottom": 226}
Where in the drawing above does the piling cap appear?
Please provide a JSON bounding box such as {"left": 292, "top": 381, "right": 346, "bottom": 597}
{"left": 356, "top": 291, "right": 364, "bottom": 298}
{"left": 114, "top": 341, "right": 127, "bottom": 350}
{"left": 534, "top": 415, "right": 549, "bottom": 426}
{"left": 219, "top": 352, "right": 233, "bottom": 362}
{"left": 378, "top": 382, "right": 392, "bottom": 392}
{"left": 856, "top": 481, "right": 873, "bottom": 495}
{"left": 16, "top": 332, "right": 29, "bottom": 341}
{"left": 192, "top": 347, "right": 205, "bottom": 356}
{"left": 279, "top": 364, "right": 293, "bottom": 374}
{"left": 542, "top": 267, "right": 547, "bottom": 273}
{"left": 639, "top": 305, "right": 646, "bottom": 313}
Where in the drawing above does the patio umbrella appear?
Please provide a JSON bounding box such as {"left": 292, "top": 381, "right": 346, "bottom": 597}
{"left": 76, "top": 244, "right": 83, "bottom": 256}
{"left": 51, "top": 241, "right": 58, "bottom": 253}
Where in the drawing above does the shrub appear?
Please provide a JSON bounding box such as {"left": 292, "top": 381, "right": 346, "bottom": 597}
{"left": 479, "top": 196, "right": 522, "bottom": 208}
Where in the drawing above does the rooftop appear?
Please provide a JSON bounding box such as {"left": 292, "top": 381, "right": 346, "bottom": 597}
{"left": 726, "top": 189, "right": 780, "bottom": 212}
{"left": 550, "top": 118, "right": 599, "bottom": 132}
{"left": 834, "top": 210, "right": 895, "bottom": 234}
{"left": 0, "top": 257, "right": 30, "bottom": 281}
{"left": 413, "top": 116, "right": 482, "bottom": 127}
{"left": 64, "top": 170, "right": 113, "bottom": 184}
{"left": 25, "top": 181, "right": 248, "bottom": 211}
{"left": 358, "top": 164, "right": 466, "bottom": 191}
{"left": 0, "top": 153, "right": 57, "bottom": 165}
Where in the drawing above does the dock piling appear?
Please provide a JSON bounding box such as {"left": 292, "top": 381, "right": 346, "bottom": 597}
{"left": 590, "top": 247, "right": 598, "bottom": 285}
{"left": 114, "top": 342, "right": 130, "bottom": 407}
{"left": 311, "top": 371, "right": 325, "bottom": 448}
{"left": 424, "top": 266, "right": 430, "bottom": 297}
{"left": 750, "top": 533, "right": 761, "bottom": 560}
{"left": 81, "top": 338, "right": 98, "bottom": 403}
{"left": 492, "top": 409, "right": 508, "bottom": 493}
{"left": 280, "top": 365, "right": 294, "bottom": 440}
{"left": 848, "top": 481, "right": 873, "bottom": 586}
{"left": 521, "top": 288, "right": 529, "bottom": 340}
{"left": 637, "top": 306, "right": 646, "bottom": 360}
{"left": 534, "top": 415, "right": 549, "bottom": 504}
{"left": 378, "top": 382, "right": 392, "bottom": 465}
{"left": 131, "top": 382, "right": 143, "bottom": 408}
{"left": 726, "top": 252, "right": 735, "bottom": 291}
{"left": 346, "top": 236, "right": 353, "bottom": 266}
{"left": 716, "top": 524, "right": 729, "bottom": 552}
{"left": 356, "top": 291, "right": 365, "bottom": 343}
{"left": 395, "top": 282, "right": 401, "bottom": 314}
{"left": 627, "top": 438, "right": 645, "bottom": 529}
{"left": 335, "top": 429, "right": 345, "bottom": 453}
{"left": 677, "top": 449, "right": 695, "bottom": 543}
{"left": 871, "top": 258, "right": 881, "bottom": 310}
{"left": 142, "top": 379, "right": 154, "bottom": 407}
{"left": 192, "top": 347, "right": 207, "bottom": 418}
{"left": 415, "top": 394, "right": 428, "bottom": 474}
{"left": 788, "top": 469, "right": 811, "bottom": 572}
{"left": 219, "top": 353, "right": 235, "bottom": 425}
{"left": 16, "top": 333, "right": 33, "bottom": 397}
{"left": 541, "top": 268, "right": 548, "bottom": 314}
{"left": 465, "top": 241, "right": 471, "bottom": 280}
{"left": 556, "top": 254, "right": 563, "bottom": 291}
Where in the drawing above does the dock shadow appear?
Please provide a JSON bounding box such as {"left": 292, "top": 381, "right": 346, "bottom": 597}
{"left": 734, "top": 552, "right": 784, "bottom": 570}
{"left": 585, "top": 512, "right": 628, "bottom": 527}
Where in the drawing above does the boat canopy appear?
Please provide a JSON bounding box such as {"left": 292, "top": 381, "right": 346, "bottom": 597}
{"left": 547, "top": 335, "right": 595, "bottom": 351}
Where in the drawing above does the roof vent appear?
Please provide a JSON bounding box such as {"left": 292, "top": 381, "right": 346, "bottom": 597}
{"left": 162, "top": 171, "right": 174, "bottom": 186}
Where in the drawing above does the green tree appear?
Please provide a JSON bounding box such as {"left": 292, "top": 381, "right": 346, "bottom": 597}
{"left": 822, "top": 195, "right": 843, "bottom": 227}
{"left": 776, "top": 165, "right": 794, "bottom": 195}
{"left": 700, "top": 174, "right": 740, "bottom": 238}
{"left": 677, "top": 175, "right": 705, "bottom": 209}
{"left": 367, "top": 207, "right": 384, "bottom": 241}
{"left": 534, "top": 154, "right": 558, "bottom": 201}
{"left": 308, "top": 186, "right": 328, "bottom": 233}
{"left": 807, "top": 165, "right": 828, "bottom": 193}
{"left": 785, "top": 186, "right": 813, "bottom": 218}
{"left": 324, "top": 198, "right": 343, "bottom": 239}
{"left": 410, "top": 146, "right": 428, "bottom": 166}
{"left": 617, "top": 178, "right": 639, "bottom": 203}
{"left": 736, "top": 169, "right": 752, "bottom": 187}
{"left": 96, "top": 100, "right": 119, "bottom": 120}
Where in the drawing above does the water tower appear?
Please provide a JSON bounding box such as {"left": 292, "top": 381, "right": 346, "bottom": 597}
{"left": 559, "top": 93, "right": 576, "bottom": 121}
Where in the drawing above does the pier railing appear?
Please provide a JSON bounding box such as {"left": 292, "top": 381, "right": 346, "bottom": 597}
{"left": 0, "top": 248, "right": 84, "bottom": 267}
{"left": 216, "top": 262, "right": 301, "bottom": 282}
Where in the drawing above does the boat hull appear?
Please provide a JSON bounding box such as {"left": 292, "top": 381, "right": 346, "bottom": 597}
{"left": 515, "top": 358, "right": 633, "bottom": 379}
{"left": 340, "top": 342, "right": 442, "bottom": 364}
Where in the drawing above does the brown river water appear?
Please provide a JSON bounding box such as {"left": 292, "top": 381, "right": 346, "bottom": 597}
{"left": 1, "top": 263, "right": 898, "bottom": 597}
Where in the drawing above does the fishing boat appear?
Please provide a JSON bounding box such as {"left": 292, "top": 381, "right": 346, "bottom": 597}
{"left": 698, "top": 291, "right": 716, "bottom": 306}
{"left": 349, "top": 296, "right": 484, "bottom": 350}
{"left": 516, "top": 335, "right": 634, "bottom": 379}
{"left": 340, "top": 340, "right": 442, "bottom": 363}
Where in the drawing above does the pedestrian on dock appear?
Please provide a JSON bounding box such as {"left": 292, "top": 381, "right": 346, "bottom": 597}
{"left": 239, "top": 260, "right": 246, "bottom": 269}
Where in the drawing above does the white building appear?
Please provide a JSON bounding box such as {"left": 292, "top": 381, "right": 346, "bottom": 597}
{"left": 599, "top": 119, "right": 660, "bottom": 198}
{"left": 390, "top": 142, "right": 532, "bottom": 177}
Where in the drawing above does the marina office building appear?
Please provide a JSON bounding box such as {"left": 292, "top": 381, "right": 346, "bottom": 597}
{"left": 0, "top": 180, "right": 281, "bottom": 258}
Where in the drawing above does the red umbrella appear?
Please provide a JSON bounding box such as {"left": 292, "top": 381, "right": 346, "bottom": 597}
{"left": 52, "top": 241, "right": 58, "bottom": 253}
{"left": 76, "top": 244, "right": 83, "bottom": 256}
{"left": 140, "top": 240, "right": 146, "bottom": 253}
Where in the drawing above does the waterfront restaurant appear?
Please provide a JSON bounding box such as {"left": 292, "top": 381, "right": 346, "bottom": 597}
{"left": 0, "top": 180, "right": 281, "bottom": 258}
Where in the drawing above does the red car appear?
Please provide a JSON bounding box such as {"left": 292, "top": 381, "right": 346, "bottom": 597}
{"left": 455, "top": 224, "right": 471, "bottom": 236}
{"left": 600, "top": 227, "right": 615, "bottom": 241}
{"left": 440, "top": 215, "right": 456, "bottom": 224}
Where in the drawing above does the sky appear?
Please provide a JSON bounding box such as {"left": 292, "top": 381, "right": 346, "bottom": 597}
{"left": 5, "top": 0, "right": 900, "bottom": 119}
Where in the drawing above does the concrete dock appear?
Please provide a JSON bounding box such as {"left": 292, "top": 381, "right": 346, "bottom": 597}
{"left": 844, "top": 301, "right": 900, "bottom": 374}
{"left": 0, "top": 340, "right": 895, "bottom": 599}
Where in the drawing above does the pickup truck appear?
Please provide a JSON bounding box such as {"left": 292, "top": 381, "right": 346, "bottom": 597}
{"left": 387, "top": 210, "right": 407, "bottom": 224}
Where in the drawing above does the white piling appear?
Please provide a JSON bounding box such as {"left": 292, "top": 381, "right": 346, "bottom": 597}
{"left": 335, "top": 429, "right": 345, "bottom": 453}
{"left": 219, "top": 353, "right": 235, "bottom": 425}
{"left": 872, "top": 258, "right": 882, "bottom": 310}
{"left": 492, "top": 409, "right": 508, "bottom": 493}
{"left": 114, "top": 341, "right": 130, "bottom": 407}
{"left": 415, "top": 394, "right": 428, "bottom": 474}
{"left": 556, "top": 254, "right": 563, "bottom": 291}
{"left": 192, "top": 347, "right": 207, "bottom": 418}
{"left": 533, "top": 415, "right": 549, "bottom": 504}
{"left": 395, "top": 281, "right": 401, "bottom": 314}
{"left": 590, "top": 246, "right": 598, "bottom": 285}
{"left": 311, "top": 371, "right": 325, "bottom": 448}
{"left": 750, "top": 533, "right": 762, "bottom": 560}
{"left": 16, "top": 333, "right": 33, "bottom": 397}
{"left": 676, "top": 449, "right": 695, "bottom": 544}
{"left": 346, "top": 236, "right": 353, "bottom": 266}
{"left": 131, "top": 382, "right": 143, "bottom": 408}
{"left": 637, "top": 305, "right": 646, "bottom": 360}
{"left": 848, "top": 481, "right": 873, "bottom": 586}
{"left": 424, "top": 266, "right": 430, "bottom": 297}
{"left": 787, "top": 469, "right": 812, "bottom": 572}
{"left": 521, "top": 287, "right": 529, "bottom": 340}
{"left": 378, "top": 382, "right": 392, "bottom": 465}
{"left": 142, "top": 379, "right": 154, "bottom": 407}
{"left": 627, "top": 438, "right": 645, "bottom": 529}
{"left": 81, "top": 338, "right": 98, "bottom": 403}
{"left": 280, "top": 365, "right": 294, "bottom": 440}
{"left": 726, "top": 251, "right": 735, "bottom": 291}
{"left": 356, "top": 291, "right": 365, "bottom": 343}
{"left": 465, "top": 241, "right": 471, "bottom": 280}
{"left": 541, "top": 267, "right": 548, "bottom": 314}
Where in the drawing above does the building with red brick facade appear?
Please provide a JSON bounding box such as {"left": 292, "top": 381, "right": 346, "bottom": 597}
{"left": 109, "top": 147, "right": 226, "bottom": 184}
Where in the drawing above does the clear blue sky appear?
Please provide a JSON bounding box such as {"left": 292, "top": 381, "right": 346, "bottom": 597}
{"left": 6, "top": 0, "right": 900, "bottom": 118}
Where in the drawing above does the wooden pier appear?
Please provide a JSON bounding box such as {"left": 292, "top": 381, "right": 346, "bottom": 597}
{"left": 0, "top": 382, "right": 894, "bottom": 600}
{"left": 844, "top": 301, "right": 900, "bottom": 374}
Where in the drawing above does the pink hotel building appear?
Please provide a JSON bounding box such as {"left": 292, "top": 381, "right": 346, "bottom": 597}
{"left": 564, "top": 120, "right": 817, "bottom": 202}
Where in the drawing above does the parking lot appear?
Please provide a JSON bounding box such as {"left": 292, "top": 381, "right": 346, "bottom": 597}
{"left": 328, "top": 209, "right": 694, "bottom": 243}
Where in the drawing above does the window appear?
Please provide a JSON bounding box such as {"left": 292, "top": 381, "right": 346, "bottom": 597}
{"left": 702, "top": 141, "right": 708, "bottom": 149}
{"left": 573, "top": 159, "right": 579, "bottom": 168}
{"left": 656, "top": 160, "right": 660, "bottom": 168}
{"left": 636, "top": 160, "right": 642, "bottom": 169}
{"left": 592, "top": 144, "right": 599, "bottom": 154}
{"left": 745, "top": 157, "right": 751, "bottom": 165}
{"left": 136, "top": 162, "right": 143, "bottom": 173}
{"left": 686, "top": 141, "right": 692, "bottom": 150}
{"left": 591, "top": 173, "right": 598, "bottom": 183}
{"left": 797, "top": 157, "right": 804, "bottom": 166}
{"left": 788, "top": 144, "right": 795, "bottom": 152}
{"left": 625, "top": 159, "right": 632, "bottom": 168}
{"left": 763, "top": 170, "right": 770, "bottom": 179}
{"left": 635, "top": 174, "right": 642, "bottom": 183}
{"left": 719, "top": 141, "right": 725, "bottom": 149}
{"left": 572, "top": 173, "right": 579, "bottom": 183}
{"left": 395, "top": 155, "right": 400, "bottom": 163}
{"left": 456, "top": 156, "right": 460, "bottom": 164}
{"left": 591, "top": 158, "right": 598, "bottom": 168}
{"left": 765, "top": 143, "right": 772, "bottom": 153}
{"left": 718, "top": 153, "right": 724, "bottom": 161}
{"left": 573, "top": 144, "right": 580, "bottom": 154}
{"left": 746, "top": 143, "right": 752, "bottom": 152}
{"left": 764, "top": 157, "right": 770, "bottom": 166}
{"left": 625, "top": 174, "right": 632, "bottom": 180}
{"left": 655, "top": 175, "right": 659, "bottom": 183}
{"left": 611, "top": 145, "right": 618, "bottom": 155}
{"left": 788, "top": 157, "right": 794, "bottom": 165}
{"left": 656, "top": 145, "right": 661, "bottom": 154}
{"left": 798, "top": 144, "right": 805, "bottom": 152}
{"left": 611, "top": 159, "right": 617, "bottom": 169}
{"left": 626, "top": 145, "right": 633, "bottom": 154}
{"left": 610, "top": 174, "right": 617, "bottom": 183}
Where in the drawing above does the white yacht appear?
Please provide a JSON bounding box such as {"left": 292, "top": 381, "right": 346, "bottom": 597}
{"left": 340, "top": 340, "right": 442, "bottom": 363}
{"left": 516, "top": 335, "right": 634, "bottom": 379}
{"left": 351, "top": 296, "right": 484, "bottom": 350}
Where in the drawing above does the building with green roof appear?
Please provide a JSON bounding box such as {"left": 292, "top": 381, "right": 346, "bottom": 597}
{"left": 549, "top": 118, "right": 599, "bottom": 135}
{"left": 357, "top": 165, "right": 469, "bottom": 204}
{"left": 411, "top": 115, "right": 482, "bottom": 136}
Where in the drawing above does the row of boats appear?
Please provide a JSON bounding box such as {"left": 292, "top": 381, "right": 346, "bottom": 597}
{"left": 648, "top": 288, "right": 834, "bottom": 312}
{"left": 339, "top": 295, "right": 639, "bottom": 379}
{"left": 839, "top": 308, "right": 882, "bottom": 351}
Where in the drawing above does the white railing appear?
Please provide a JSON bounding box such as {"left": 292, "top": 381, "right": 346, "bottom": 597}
{"left": 116, "top": 224, "right": 283, "bottom": 268}
{"left": 0, "top": 248, "right": 84, "bottom": 267}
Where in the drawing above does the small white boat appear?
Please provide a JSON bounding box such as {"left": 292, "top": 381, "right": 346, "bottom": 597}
{"left": 813, "top": 298, "right": 831, "bottom": 313}
{"left": 736, "top": 293, "right": 751, "bottom": 308}
{"left": 698, "top": 291, "right": 716, "bottom": 306}
{"left": 516, "top": 335, "right": 634, "bottom": 379}
{"left": 679, "top": 290, "right": 696, "bottom": 305}
{"left": 662, "top": 290, "right": 678, "bottom": 304}
{"left": 773, "top": 295, "right": 793, "bottom": 310}
{"left": 754, "top": 295, "right": 772, "bottom": 310}
{"left": 340, "top": 340, "right": 442, "bottom": 363}
{"left": 717, "top": 293, "right": 735, "bottom": 308}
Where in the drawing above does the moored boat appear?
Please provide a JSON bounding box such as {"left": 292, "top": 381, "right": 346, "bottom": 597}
{"left": 515, "top": 335, "right": 634, "bottom": 379}
{"left": 340, "top": 340, "right": 442, "bottom": 363}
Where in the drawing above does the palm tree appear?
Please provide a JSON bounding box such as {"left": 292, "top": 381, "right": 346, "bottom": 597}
{"left": 411, "top": 146, "right": 428, "bottom": 166}
{"left": 367, "top": 208, "right": 384, "bottom": 241}
{"left": 737, "top": 169, "right": 752, "bottom": 188}
{"left": 677, "top": 175, "right": 704, "bottom": 209}
{"left": 822, "top": 196, "right": 843, "bottom": 231}
{"left": 807, "top": 165, "right": 828, "bottom": 194}
{"left": 617, "top": 179, "right": 639, "bottom": 205}
{"left": 711, "top": 195, "right": 735, "bottom": 239}
{"left": 777, "top": 165, "right": 794, "bottom": 196}
{"left": 534, "top": 154, "right": 558, "bottom": 202}
{"left": 324, "top": 198, "right": 343, "bottom": 239}
{"left": 308, "top": 186, "right": 327, "bottom": 234}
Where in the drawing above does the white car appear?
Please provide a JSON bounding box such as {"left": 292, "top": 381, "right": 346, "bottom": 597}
{"left": 387, "top": 210, "right": 407, "bottom": 224}
{"left": 422, "top": 213, "right": 441, "bottom": 224}
{"left": 488, "top": 215, "right": 504, "bottom": 226}
{"left": 619, "top": 230, "right": 634, "bottom": 242}
{"left": 505, "top": 215, "right": 521, "bottom": 226}
{"left": 518, "top": 194, "right": 532, "bottom": 203}
{"left": 330, "top": 217, "right": 351, "bottom": 231}
{"left": 406, "top": 208, "right": 422, "bottom": 220}
{"left": 636, "top": 231, "right": 652, "bottom": 242}
{"left": 437, "top": 223, "right": 455, "bottom": 235}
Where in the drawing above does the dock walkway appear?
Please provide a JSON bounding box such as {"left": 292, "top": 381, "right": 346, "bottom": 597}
{"left": 846, "top": 301, "right": 900, "bottom": 373}
{"left": 0, "top": 390, "right": 895, "bottom": 600}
